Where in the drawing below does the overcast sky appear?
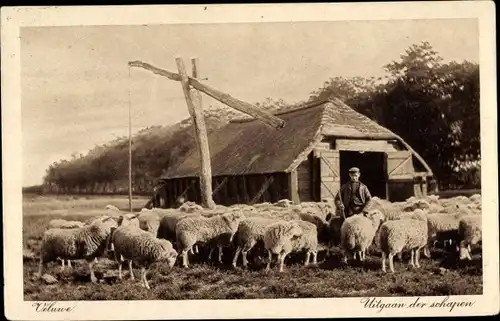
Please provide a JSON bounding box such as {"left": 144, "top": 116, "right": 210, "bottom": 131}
{"left": 21, "top": 19, "right": 478, "bottom": 186}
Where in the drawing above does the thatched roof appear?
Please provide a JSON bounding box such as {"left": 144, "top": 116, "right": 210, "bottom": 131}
{"left": 162, "top": 97, "right": 411, "bottom": 179}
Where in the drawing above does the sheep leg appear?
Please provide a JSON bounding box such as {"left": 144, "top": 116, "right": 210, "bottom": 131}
{"left": 388, "top": 253, "right": 395, "bottom": 273}
{"left": 68, "top": 260, "right": 72, "bottom": 269}
{"left": 381, "top": 252, "right": 387, "bottom": 273}
{"left": 396, "top": 252, "right": 403, "bottom": 261}
{"left": 218, "top": 246, "right": 223, "bottom": 263}
{"left": 242, "top": 240, "right": 256, "bottom": 267}
{"left": 129, "top": 260, "right": 135, "bottom": 281}
{"left": 88, "top": 259, "right": 97, "bottom": 283}
{"left": 265, "top": 250, "right": 272, "bottom": 272}
{"left": 194, "top": 244, "right": 199, "bottom": 254}
{"left": 141, "top": 267, "right": 150, "bottom": 290}
{"left": 312, "top": 251, "right": 318, "bottom": 265}
{"left": 278, "top": 251, "right": 289, "bottom": 273}
{"left": 304, "top": 252, "right": 311, "bottom": 266}
{"left": 358, "top": 250, "right": 364, "bottom": 262}
{"left": 118, "top": 261, "right": 123, "bottom": 280}
{"left": 181, "top": 250, "right": 190, "bottom": 268}
{"left": 94, "top": 257, "right": 98, "bottom": 264}
{"left": 208, "top": 248, "right": 214, "bottom": 261}
{"left": 409, "top": 250, "right": 415, "bottom": 268}
{"left": 232, "top": 246, "right": 242, "bottom": 268}
{"left": 466, "top": 245, "right": 473, "bottom": 261}
{"left": 415, "top": 248, "right": 421, "bottom": 268}
{"left": 60, "top": 259, "right": 65, "bottom": 272}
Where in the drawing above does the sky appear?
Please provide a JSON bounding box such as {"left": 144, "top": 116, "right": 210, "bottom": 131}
{"left": 21, "top": 19, "right": 479, "bottom": 186}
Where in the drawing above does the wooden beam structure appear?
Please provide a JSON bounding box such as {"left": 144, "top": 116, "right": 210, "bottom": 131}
{"left": 175, "top": 57, "right": 216, "bottom": 209}
{"left": 250, "top": 176, "right": 275, "bottom": 205}
{"left": 212, "top": 177, "right": 229, "bottom": 196}
{"left": 128, "top": 60, "right": 286, "bottom": 129}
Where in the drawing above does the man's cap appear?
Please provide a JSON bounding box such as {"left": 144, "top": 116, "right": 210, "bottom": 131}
{"left": 349, "top": 167, "right": 360, "bottom": 173}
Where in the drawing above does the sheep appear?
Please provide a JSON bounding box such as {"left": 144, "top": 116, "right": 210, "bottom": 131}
{"left": 426, "top": 213, "right": 462, "bottom": 249}
{"left": 402, "top": 199, "right": 431, "bottom": 212}
{"left": 378, "top": 218, "right": 428, "bottom": 273}
{"left": 263, "top": 220, "right": 304, "bottom": 272}
{"left": 48, "top": 219, "right": 85, "bottom": 229}
{"left": 38, "top": 217, "right": 118, "bottom": 283}
{"left": 136, "top": 209, "right": 161, "bottom": 237}
{"left": 108, "top": 216, "right": 178, "bottom": 289}
{"left": 469, "top": 194, "right": 481, "bottom": 204}
{"left": 457, "top": 215, "right": 482, "bottom": 261}
{"left": 46, "top": 219, "right": 86, "bottom": 269}
{"left": 325, "top": 214, "right": 345, "bottom": 255}
{"left": 157, "top": 212, "right": 204, "bottom": 253}
{"left": 289, "top": 220, "right": 319, "bottom": 266}
{"left": 179, "top": 201, "right": 204, "bottom": 213}
{"left": 232, "top": 217, "right": 279, "bottom": 268}
{"left": 176, "top": 211, "right": 246, "bottom": 267}
{"left": 105, "top": 204, "right": 120, "bottom": 211}
{"left": 298, "top": 212, "right": 330, "bottom": 245}
{"left": 340, "top": 210, "right": 385, "bottom": 263}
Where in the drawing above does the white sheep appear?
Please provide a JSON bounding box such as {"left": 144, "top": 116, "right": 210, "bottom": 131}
{"left": 38, "top": 217, "right": 117, "bottom": 283}
{"left": 457, "top": 215, "right": 482, "bottom": 260}
{"left": 105, "top": 204, "right": 121, "bottom": 211}
{"left": 262, "top": 220, "right": 304, "bottom": 272}
{"left": 176, "top": 211, "right": 246, "bottom": 267}
{"left": 378, "top": 218, "right": 428, "bottom": 273}
{"left": 426, "top": 213, "right": 462, "bottom": 249}
{"left": 136, "top": 209, "right": 161, "bottom": 237}
{"left": 48, "top": 219, "right": 85, "bottom": 229}
{"left": 340, "top": 210, "right": 385, "bottom": 263}
{"left": 289, "top": 220, "right": 319, "bottom": 266}
{"left": 46, "top": 219, "right": 85, "bottom": 269}
{"left": 157, "top": 212, "right": 204, "bottom": 254}
{"left": 108, "top": 215, "right": 178, "bottom": 289}
{"left": 179, "top": 201, "right": 204, "bottom": 213}
{"left": 232, "top": 217, "right": 279, "bottom": 268}
{"left": 298, "top": 212, "right": 330, "bottom": 245}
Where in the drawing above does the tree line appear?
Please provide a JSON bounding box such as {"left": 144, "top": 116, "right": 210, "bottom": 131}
{"left": 37, "top": 41, "right": 480, "bottom": 195}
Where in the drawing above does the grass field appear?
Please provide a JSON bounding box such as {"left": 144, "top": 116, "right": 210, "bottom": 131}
{"left": 22, "top": 194, "right": 483, "bottom": 300}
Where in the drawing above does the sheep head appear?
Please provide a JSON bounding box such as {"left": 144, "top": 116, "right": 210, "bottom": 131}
{"left": 158, "top": 240, "right": 178, "bottom": 267}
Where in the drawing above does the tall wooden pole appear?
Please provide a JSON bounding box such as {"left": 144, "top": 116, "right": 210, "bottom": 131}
{"left": 175, "top": 57, "right": 216, "bottom": 209}
{"left": 128, "top": 66, "right": 133, "bottom": 212}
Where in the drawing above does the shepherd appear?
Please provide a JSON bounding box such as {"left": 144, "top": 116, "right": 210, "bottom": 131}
{"left": 334, "top": 167, "right": 372, "bottom": 219}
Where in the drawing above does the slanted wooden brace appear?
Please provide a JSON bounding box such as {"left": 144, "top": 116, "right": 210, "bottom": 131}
{"left": 129, "top": 58, "right": 286, "bottom": 208}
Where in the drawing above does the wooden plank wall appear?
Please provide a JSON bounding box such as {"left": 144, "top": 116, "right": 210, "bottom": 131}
{"left": 296, "top": 157, "right": 312, "bottom": 202}
{"left": 160, "top": 173, "right": 290, "bottom": 207}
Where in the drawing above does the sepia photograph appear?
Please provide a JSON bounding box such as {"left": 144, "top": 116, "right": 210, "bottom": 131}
{"left": 2, "top": 2, "right": 498, "bottom": 320}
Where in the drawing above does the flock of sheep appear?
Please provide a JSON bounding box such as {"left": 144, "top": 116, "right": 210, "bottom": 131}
{"left": 35, "top": 193, "right": 482, "bottom": 290}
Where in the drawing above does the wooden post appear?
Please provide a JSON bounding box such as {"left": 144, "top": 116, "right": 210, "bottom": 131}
{"left": 289, "top": 170, "right": 300, "bottom": 204}
{"left": 175, "top": 57, "right": 216, "bottom": 209}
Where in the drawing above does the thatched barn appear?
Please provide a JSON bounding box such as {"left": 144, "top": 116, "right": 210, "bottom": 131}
{"left": 153, "top": 97, "right": 435, "bottom": 208}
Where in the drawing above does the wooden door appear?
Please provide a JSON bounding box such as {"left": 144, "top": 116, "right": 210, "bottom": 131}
{"left": 386, "top": 151, "right": 415, "bottom": 180}
{"left": 315, "top": 149, "right": 341, "bottom": 200}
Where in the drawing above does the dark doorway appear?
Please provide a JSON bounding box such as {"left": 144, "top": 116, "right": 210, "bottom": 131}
{"left": 339, "top": 151, "right": 387, "bottom": 199}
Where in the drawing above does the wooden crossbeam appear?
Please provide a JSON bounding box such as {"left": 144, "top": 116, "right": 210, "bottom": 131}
{"left": 212, "top": 177, "right": 229, "bottom": 196}
{"left": 250, "top": 176, "right": 275, "bottom": 205}
{"left": 128, "top": 60, "right": 286, "bottom": 129}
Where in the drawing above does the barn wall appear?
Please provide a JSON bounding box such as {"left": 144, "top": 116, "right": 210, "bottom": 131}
{"left": 296, "top": 157, "right": 312, "bottom": 202}
{"left": 159, "top": 173, "right": 290, "bottom": 208}
{"left": 387, "top": 180, "right": 415, "bottom": 202}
